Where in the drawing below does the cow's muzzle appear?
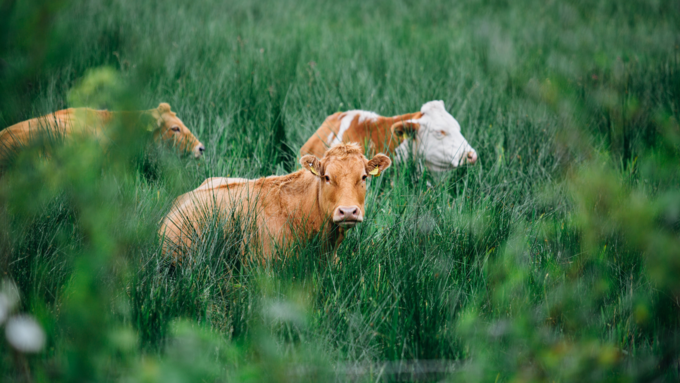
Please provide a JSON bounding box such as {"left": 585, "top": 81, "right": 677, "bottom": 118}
{"left": 193, "top": 143, "right": 206, "bottom": 158}
{"left": 333, "top": 206, "right": 363, "bottom": 228}
{"left": 456, "top": 148, "right": 477, "bottom": 166}
{"left": 465, "top": 149, "right": 478, "bottom": 165}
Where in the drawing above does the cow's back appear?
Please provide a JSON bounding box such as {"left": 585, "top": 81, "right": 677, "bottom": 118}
{"left": 300, "top": 112, "right": 343, "bottom": 158}
{"left": 160, "top": 170, "right": 319, "bottom": 261}
{"left": 1, "top": 109, "right": 72, "bottom": 161}
{"left": 300, "top": 110, "right": 403, "bottom": 158}
{"left": 0, "top": 108, "right": 111, "bottom": 164}
{"left": 159, "top": 180, "right": 265, "bottom": 259}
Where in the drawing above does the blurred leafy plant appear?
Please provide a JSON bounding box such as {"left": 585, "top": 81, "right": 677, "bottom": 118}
{"left": 66, "top": 66, "right": 125, "bottom": 109}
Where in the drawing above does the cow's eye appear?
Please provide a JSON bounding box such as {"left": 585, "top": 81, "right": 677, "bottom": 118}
{"left": 437, "top": 130, "right": 446, "bottom": 137}
{"left": 171, "top": 126, "right": 181, "bottom": 133}
{"left": 324, "top": 175, "right": 330, "bottom": 183}
{"left": 362, "top": 175, "right": 367, "bottom": 181}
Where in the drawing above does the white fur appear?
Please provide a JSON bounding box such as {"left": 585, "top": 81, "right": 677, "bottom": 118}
{"left": 396, "top": 100, "right": 477, "bottom": 173}
{"left": 394, "top": 138, "right": 414, "bottom": 164}
{"left": 328, "top": 110, "right": 379, "bottom": 145}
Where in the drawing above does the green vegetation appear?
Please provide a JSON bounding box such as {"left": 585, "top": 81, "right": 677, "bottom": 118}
{"left": 1, "top": 0, "right": 679, "bottom": 381}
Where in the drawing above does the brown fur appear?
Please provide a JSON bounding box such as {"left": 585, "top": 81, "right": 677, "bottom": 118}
{"left": 300, "top": 111, "right": 423, "bottom": 158}
{"left": 159, "top": 143, "right": 391, "bottom": 261}
{"left": 0, "top": 103, "right": 203, "bottom": 164}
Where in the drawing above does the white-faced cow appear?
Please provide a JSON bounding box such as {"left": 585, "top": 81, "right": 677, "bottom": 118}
{"left": 159, "top": 142, "right": 391, "bottom": 260}
{"left": 0, "top": 103, "right": 205, "bottom": 164}
{"left": 300, "top": 100, "right": 477, "bottom": 175}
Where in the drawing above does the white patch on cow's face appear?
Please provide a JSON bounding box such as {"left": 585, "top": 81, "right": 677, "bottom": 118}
{"left": 327, "top": 110, "right": 379, "bottom": 145}
{"left": 397, "top": 100, "right": 477, "bottom": 173}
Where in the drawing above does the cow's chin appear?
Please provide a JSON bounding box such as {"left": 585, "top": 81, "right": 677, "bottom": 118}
{"left": 335, "top": 220, "right": 360, "bottom": 229}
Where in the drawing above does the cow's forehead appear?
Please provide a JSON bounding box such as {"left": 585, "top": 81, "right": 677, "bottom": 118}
{"left": 323, "top": 154, "right": 366, "bottom": 176}
{"left": 161, "top": 113, "right": 184, "bottom": 127}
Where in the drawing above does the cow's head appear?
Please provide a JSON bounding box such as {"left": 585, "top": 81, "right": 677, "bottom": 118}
{"left": 300, "top": 143, "right": 391, "bottom": 229}
{"left": 392, "top": 100, "right": 477, "bottom": 173}
{"left": 150, "top": 103, "right": 205, "bottom": 158}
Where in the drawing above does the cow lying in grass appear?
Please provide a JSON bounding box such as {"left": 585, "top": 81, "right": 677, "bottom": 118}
{"left": 159, "top": 142, "right": 391, "bottom": 260}
{"left": 0, "top": 103, "right": 205, "bottom": 164}
{"left": 301, "top": 100, "right": 477, "bottom": 175}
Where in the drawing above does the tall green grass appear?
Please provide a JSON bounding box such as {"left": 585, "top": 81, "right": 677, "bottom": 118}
{"left": 1, "top": 0, "right": 679, "bottom": 381}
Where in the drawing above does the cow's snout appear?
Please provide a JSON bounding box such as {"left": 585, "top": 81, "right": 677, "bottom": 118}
{"left": 333, "top": 206, "right": 363, "bottom": 228}
{"left": 466, "top": 150, "right": 478, "bottom": 165}
{"left": 193, "top": 143, "right": 205, "bottom": 158}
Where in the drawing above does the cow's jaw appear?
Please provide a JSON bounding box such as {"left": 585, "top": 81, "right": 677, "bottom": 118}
{"left": 422, "top": 135, "right": 476, "bottom": 170}
{"left": 334, "top": 216, "right": 364, "bottom": 229}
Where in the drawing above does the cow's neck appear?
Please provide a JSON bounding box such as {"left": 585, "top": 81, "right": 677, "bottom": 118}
{"left": 74, "top": 108, "right": 156, "bottom": 134}
{"left": 282, "top": 171, "right": 343, "bottom": 248}
{"left": 114, "top": 109, "right": 156, "bottom": 127}
{"left": 298, "top": 172, "right": 325, "bottom": 231}
{"left": 369, "top": 112, "right": 422, "bottom": 154}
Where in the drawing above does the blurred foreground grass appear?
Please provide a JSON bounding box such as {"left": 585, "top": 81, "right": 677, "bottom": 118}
{"left": 0, "top": 0, "right": 679, "bottom": 381}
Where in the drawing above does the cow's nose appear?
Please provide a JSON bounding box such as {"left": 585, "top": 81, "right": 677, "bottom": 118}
{"left": 333, "top": 206, "right": 363, "bottom": 228}
{"left": 194, "top": 144, "right": 205, "bottom": 158}
{"left": 466, "top": 150, "right": 478, "bottom": 165}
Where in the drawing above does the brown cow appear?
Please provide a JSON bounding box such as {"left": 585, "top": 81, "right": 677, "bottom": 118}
{"left": 159, "top": 142, "right": 391, "bottom": 260}
{"left": 0, "top": 103, "right": 205, "bottom": 164}
{"left": 301, "top": 100, "right": 477, "bottom": 175}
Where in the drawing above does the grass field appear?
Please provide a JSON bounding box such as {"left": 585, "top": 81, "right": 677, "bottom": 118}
{"left": 1, "top": 0, "right": 679, "bottom": 381}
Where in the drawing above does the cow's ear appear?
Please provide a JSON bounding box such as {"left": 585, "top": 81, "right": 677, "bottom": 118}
{"left": 367, "top": 153, "right": 391, "bottom": 177}
{"left": 390, "top": 120, "right": 420, "bottom": 140}
{"left": 148, "top": 102, "right": 171, "bottom": 131}
{"left": 155, "top": 103, "right": 173, "bottom": 127}
{"left": 300, "top": 155, "right": 323, "bottom": 177}
{"left": 148, "top": 109, "right": 166, "bottom": 131}
{"left": 157, "top": 103, "right": 172, "bottom": 114}
{"left": 145, "top": 110, "right": 163, "bottom": 132}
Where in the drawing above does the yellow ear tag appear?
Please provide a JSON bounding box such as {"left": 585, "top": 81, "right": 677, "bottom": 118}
{"left": 369, "top": 167, "right": 380, "bottom": 177}
{"left": 310, "top": 166, "right": 319, "bottom": 176}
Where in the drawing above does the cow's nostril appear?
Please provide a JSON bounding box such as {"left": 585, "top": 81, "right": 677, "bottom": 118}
{"left": 199, "top": 145, "right": 205, "bottom": 152}
{"left": 334, "top": 206, "right": 363, "bottom": 226}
